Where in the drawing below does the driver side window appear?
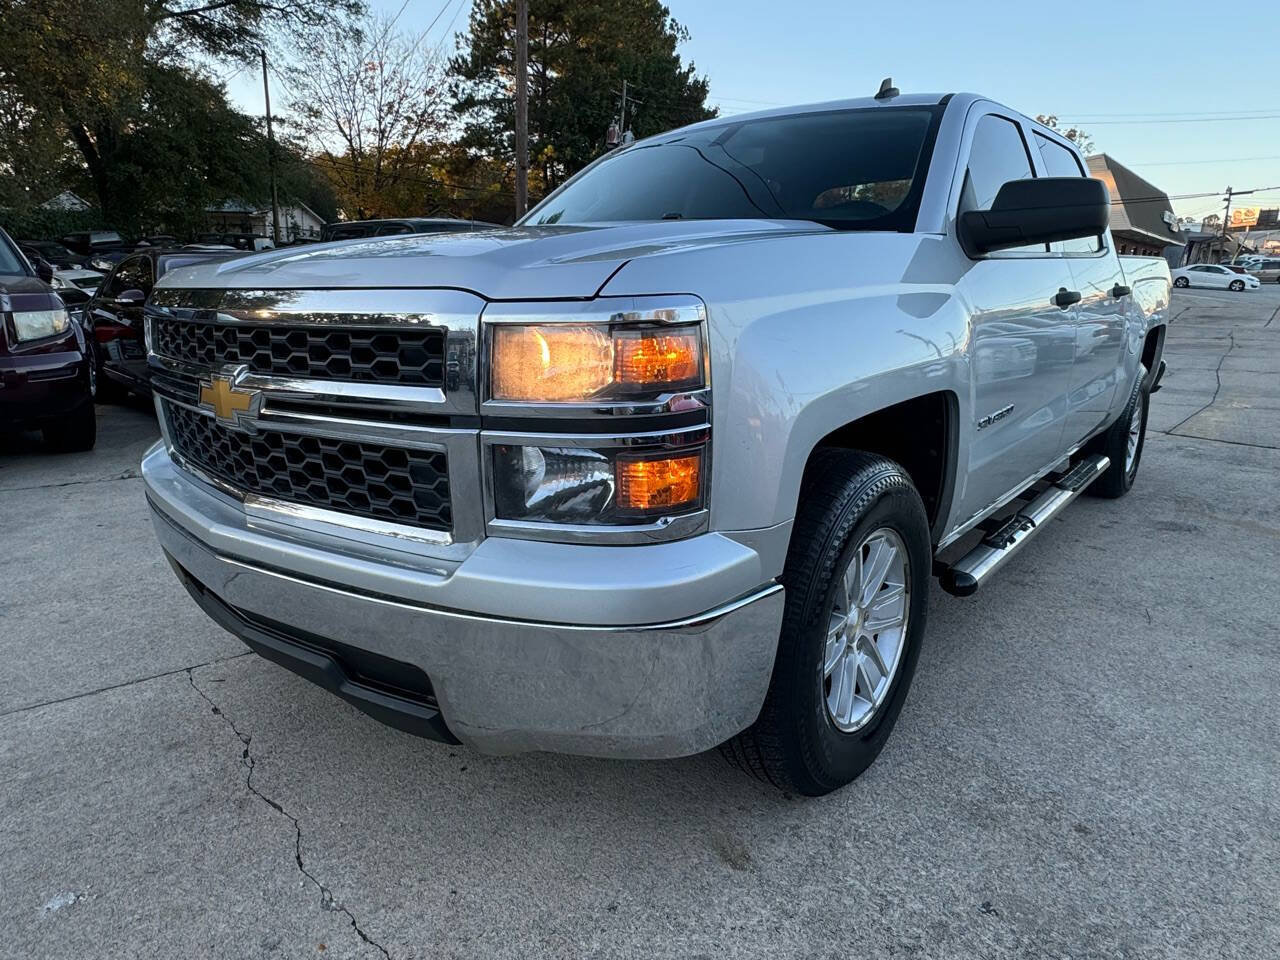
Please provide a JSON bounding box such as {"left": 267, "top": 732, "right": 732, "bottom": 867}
{"left": 960, "top": 114, "right": 1043, "bottom": 254}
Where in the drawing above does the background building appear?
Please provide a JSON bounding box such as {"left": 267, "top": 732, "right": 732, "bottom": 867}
{"left": 1086, "top": 154, "right": 1183, "bottom": 257}
{"left": 205, "top": 199, "right": 326, "bottom": 241}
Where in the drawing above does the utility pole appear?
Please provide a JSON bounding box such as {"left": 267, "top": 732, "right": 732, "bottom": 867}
{"left": 1222, "top": 186, "right": 1233, "bottom": 239}
{"left": 261, "top": 49, "right": 282, "bottom": 243}
{"left": 613, "top": 81, "right": 642, "bottom": 144}
{"left": 514, "top": 0, "right": 529, "bottom": 219}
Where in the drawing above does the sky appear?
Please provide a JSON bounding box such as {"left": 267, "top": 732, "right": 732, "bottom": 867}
{"left": 227, "top": 0, "right": 1280, "bottom": 222}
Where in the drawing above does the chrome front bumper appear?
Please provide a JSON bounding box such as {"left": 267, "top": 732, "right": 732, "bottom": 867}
{"left": 144, "top": 443, "right": 784, "bottom": 758}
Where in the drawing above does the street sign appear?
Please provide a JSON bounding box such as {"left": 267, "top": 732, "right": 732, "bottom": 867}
{"left": 1231, "top": 207, "right": 1260, "bottom": 228}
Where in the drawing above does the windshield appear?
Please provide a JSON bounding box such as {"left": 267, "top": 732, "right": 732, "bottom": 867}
{"left": 0, "top": 232, "right": 29, "bottom": 276}
{"left": 524, "top": 106, "right": 940, "bottom": 231}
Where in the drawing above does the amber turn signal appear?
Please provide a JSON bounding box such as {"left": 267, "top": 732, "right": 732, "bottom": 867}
{"left": 490, "top": 324, "right": 704, "bottom": 402}
{"left": 616, "top": 451, "right": 703, "bottom": 514}
{"left": 613, "top": 329, "right": 701, "bottom": 394}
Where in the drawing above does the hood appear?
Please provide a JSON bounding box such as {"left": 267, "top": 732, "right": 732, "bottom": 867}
{"left": 156, "top": 220, "right": 831, "bottom": 300}
{"left": 0, "top": 274, "right": 62, "bottom": 313}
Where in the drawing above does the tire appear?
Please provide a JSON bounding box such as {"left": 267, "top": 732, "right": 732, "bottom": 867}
{"left": 43, "top": 399, "right": 97, "bottom": 452}
{"left": 1230, "top": 279, "right": 1245, "bottom": 292}
{"left": 92, "top": 345, "right": 127, "bottom": 403}
{"left": 1086, "top": 364, "right": 1148, "bottom": 499}
{"left": 720, "top": 450, "right": 931, "bottom": 796}
{"left": 1173, "top": 276, "right": 1189, "bottom": 288}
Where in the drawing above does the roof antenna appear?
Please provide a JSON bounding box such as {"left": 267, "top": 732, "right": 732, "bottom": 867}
{"left": 875, "top": 77, "right": 899, "bottom": 100}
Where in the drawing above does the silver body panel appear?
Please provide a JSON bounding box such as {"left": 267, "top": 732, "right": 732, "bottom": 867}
{"left": 144, "top": 92, "right": 1171, "bottom": 757}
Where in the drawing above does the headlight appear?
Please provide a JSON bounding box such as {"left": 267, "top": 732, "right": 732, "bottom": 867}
{"left": 89, "top": 257, "right": 113, "bottom": 272}
{"left": 11, "top": 308, "right": 70, "bottom": 343}
{"left": 490, "top": 323, "right": 704, "bottom": 402}
{"left": 492, "top": 443, "right": 705, "bottom": 524}
{"left": 50, "top": 275, "right": 66, "bottom": 289}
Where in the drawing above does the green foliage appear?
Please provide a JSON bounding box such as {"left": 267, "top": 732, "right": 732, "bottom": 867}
{"left": 1035, "top": 114, "right": 1095, "bottom": 156}
{"left": 0, "top": 207, "right": 104, "bottom": 243}
{"left": 449, "top": 0, "right": 715, "bottom": 195}
{"left": 0, "top": 0, "right": 353, "bottom": 235}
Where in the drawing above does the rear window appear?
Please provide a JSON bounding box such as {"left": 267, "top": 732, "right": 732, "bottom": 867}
{"left": 328, "top": 226, "right": 372, "bottom": 241}
{"left": 524, "top": 106, "right": 942, "bottom": 232}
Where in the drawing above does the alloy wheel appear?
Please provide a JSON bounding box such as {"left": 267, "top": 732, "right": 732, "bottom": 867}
{"left": 1125, "top": 397, "right": 1143, "bottom": 475}
{"left": 822, "top": 527, "right": 911, "bottom": 733}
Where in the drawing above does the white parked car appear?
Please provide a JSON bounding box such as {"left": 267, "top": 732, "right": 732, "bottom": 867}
{"left": 1171, "top": 263, "right": 1260, "bottom": 291}
{"left": 51, "top": 267, "right": 106, "bottom": 294}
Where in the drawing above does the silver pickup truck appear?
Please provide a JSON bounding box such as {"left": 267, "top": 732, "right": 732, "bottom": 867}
{"left": 142, "top": 90, "right": 1171, "bottom": 795}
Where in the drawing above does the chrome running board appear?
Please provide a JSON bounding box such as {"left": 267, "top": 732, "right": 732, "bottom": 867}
{"left": 939, "top": 455, "right": 1110, "bottom": 597}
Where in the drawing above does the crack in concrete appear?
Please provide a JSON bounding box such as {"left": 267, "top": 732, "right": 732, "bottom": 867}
{"left": 1165, "top": 332, "right": 1236, "bottom": 436}
{"left": 186, "top": 668, "right": 393, "bottom": 960}
{"left": 0, "top": 469, "right": 142, "bottom": 493}
{"left": 0, "top": 652, "right": 253, "bottom": 719}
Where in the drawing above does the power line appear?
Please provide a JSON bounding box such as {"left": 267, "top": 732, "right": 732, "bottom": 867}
{"left": 1057, "top": 108, "right": 1278, "bottom": 120}
{"left": 1067, "top": 113, "right": 1280, "bottom": 126}
{"left": 1127, "top": 155, "right": 1280, "bottom": 168}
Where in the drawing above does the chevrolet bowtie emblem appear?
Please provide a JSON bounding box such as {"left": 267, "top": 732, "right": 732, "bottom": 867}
{"left": 199, "top": 375, "right": 260, "bottom": 425}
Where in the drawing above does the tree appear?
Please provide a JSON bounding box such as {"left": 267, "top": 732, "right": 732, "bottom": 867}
{"left": 1035, "top": 114, "right": 1095, "bottom": 156}
{"left": 0, "top": 0, "right": 359, "bottom": 221}
{"left": 449, "top": 0, "right": 715, "bottom": 200}
{"left": 286, "top": 12, "right": 452, "bottom": 220}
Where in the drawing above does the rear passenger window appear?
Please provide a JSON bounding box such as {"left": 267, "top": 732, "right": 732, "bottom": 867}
{"left": 960, "top": 115, "right": 1042, "bottom": 254}
{"left": 1034, "top": 134, "right": 1100, "bottom": 254}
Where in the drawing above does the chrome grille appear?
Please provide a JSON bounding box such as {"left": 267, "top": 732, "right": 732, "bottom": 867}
{"left": 164, "top": 402, "right": 452, "bottom": 532}
{"left": 153, "top": 317, "right": 445, "bottom": 387}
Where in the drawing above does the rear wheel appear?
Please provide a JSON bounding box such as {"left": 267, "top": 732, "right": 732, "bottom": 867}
{"left": 1087, "top": 364, "right": 1148, "bottom": 499}
{"left": 720, "top": 450, "right": 931, "bottom": 796}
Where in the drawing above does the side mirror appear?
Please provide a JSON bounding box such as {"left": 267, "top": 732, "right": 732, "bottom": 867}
{"left": 960, "top": 177, "right": 1109, "bottom": 256}
{"left": 34, "top": 257, "right": 55, "bottom": 283}
{"left": 114, "top": 288, "right": 146, "bottom": 306}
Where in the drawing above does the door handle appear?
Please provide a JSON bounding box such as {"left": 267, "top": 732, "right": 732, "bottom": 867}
{"left": 1053, "top": 288, "right": 1081, "bottom": 309}
{"left": 1110, "top": 284, "right": 1131, "bottom": 298}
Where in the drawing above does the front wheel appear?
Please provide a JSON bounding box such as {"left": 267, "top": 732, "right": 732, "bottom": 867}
{"left": 42, "top": 399, "right": 97, "bottom": 452}
{"left": 1230, "top": 279, "right": 1245, "bottom": 292}
{"left": 720, "top": 450, "right": 931, "bottom": 796}
{"left": 1173, "top": 276, "right": 1189, "bottom": 288}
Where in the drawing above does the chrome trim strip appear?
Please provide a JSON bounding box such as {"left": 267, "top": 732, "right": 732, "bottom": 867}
{"left": 480, "top": 389, "right": 709, "bottom": 420}
{"left": 486, "top": 511, "right": 709, "bottom": 545}
{"left": 147, "top": 288, "right": 481, "bottom": 415}
{"left": 177, "top": 516, "right": 781, "bottom": 632}
{"left": 479, "top": 296, "right": 706, "bottom": 326}
{"left": 479, "top": 422, "right": 709, "bottom": 449}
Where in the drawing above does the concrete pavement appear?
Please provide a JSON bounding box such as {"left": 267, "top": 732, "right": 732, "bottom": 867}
{"left": 2, "top": 288, "right": 1278, "bottom": 959}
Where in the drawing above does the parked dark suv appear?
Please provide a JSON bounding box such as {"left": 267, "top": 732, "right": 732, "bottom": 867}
{"left": 319, "top": 217, "right": 502, "bottom": 242}
{"left": 0, "top": 228, "right": 96, "bottom": 450}
{"left": 90, "top": 247, "right": 243, "bottom": 398}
